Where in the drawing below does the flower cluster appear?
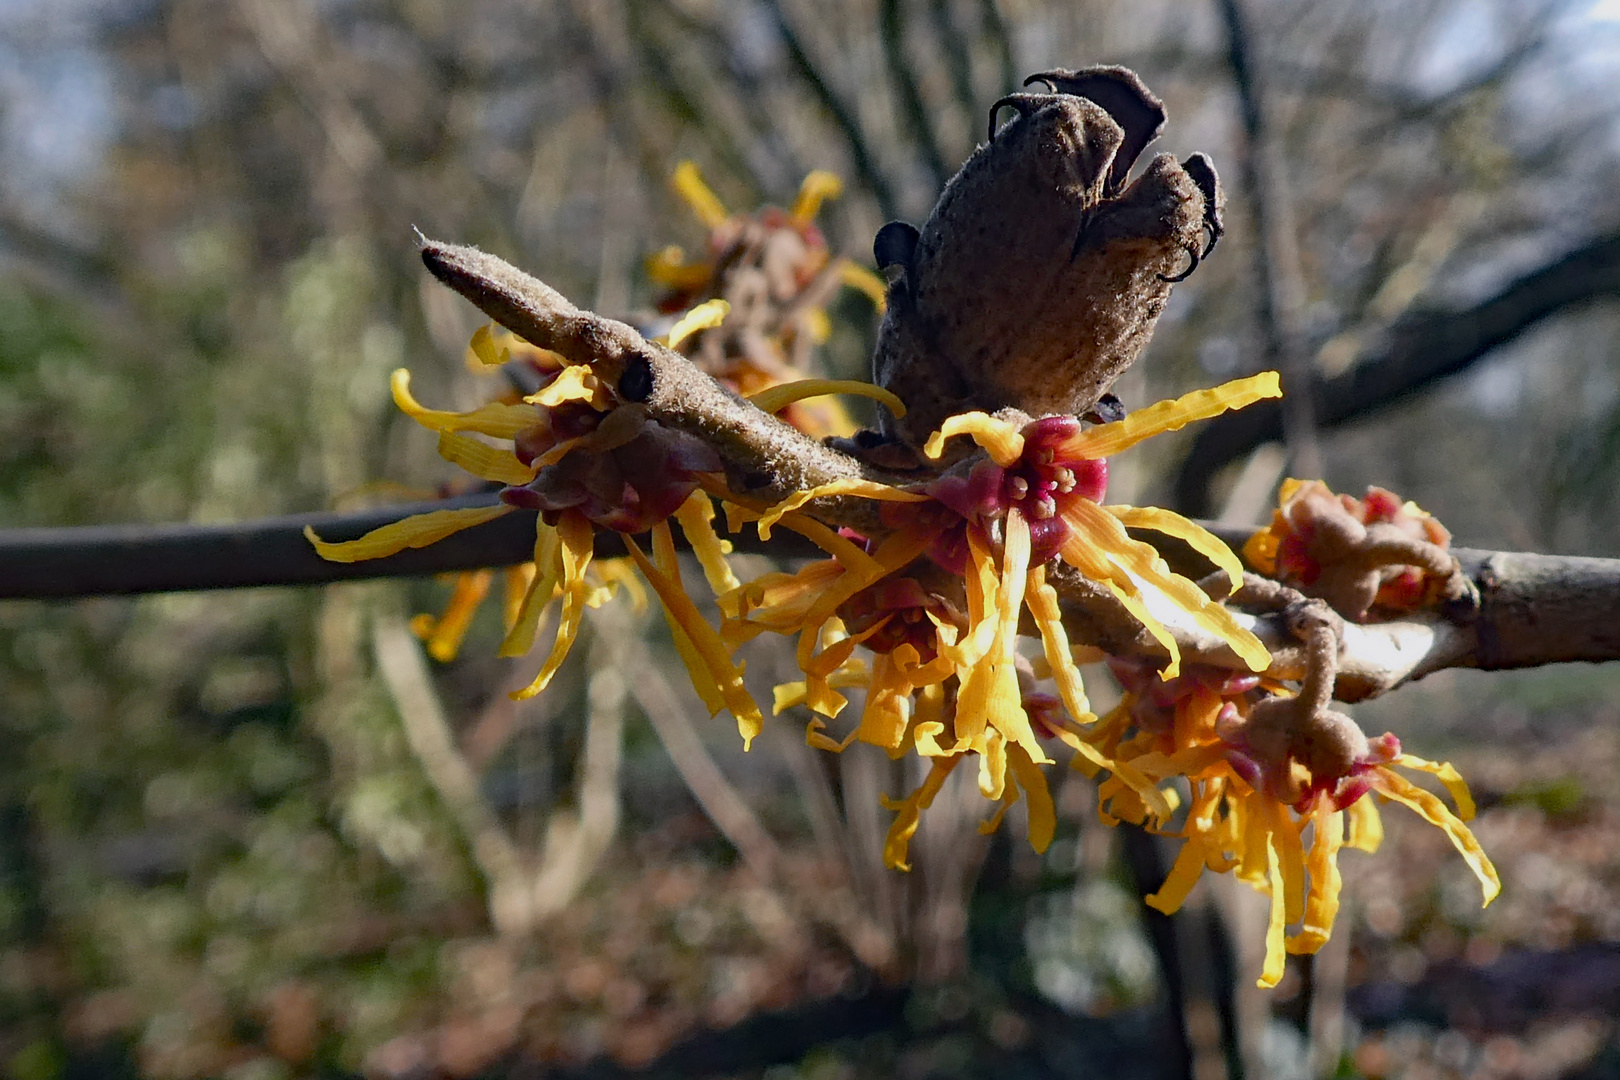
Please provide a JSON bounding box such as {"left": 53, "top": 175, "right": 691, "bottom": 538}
{"left": 311, "top": 192, "right": 1499, "bottom": 987}
{"left": 1243, "top": 478, "right": 1458, "bottom": 621}
{"left": 1088, "top": 658, "right": 1498, "bottom": 987}
{"left": 368, "top": 167, "right": 888, "bottom": 663}
{"left": 721, "top": 374, "right": 1280, "bottom": 868}
{"left": 647, "top": 162, "right": 887, "bottom": 439}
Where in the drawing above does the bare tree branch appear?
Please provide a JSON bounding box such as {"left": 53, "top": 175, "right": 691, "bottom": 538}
{"left": 1174, "top": 231, "right": 1620, "bottom": 514}
{"left": 1217, "top": 0, "right": 1322, "bottom": 483}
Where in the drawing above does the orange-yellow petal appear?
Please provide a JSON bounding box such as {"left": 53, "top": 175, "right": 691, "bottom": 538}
{"left": 414, "top": 570, "right": 494, "bottom": 662}
{"left": 882, "top": 757, "right": 960, "bottom": 871}
{"left": 304, "top": 503, "right": 513, "bottom": 563}
{"left": 1372, "top": 768, "right": 1500, "bottom": 904}
{"left": 436, "top": 431, "right": 538, "bottom": 485}
{"left": 747, "top": 378, "right": 907, "bottom": 419}
{"left": 791, "top": 169, "right": 843, "bottom": 224}
{"left": 391, "top": 369, "right": 538, "bottom": 438}
{"left": 626, "top": 528, "right": 765, "bottom": 749}
{"left": 673, "top": 492, "right": 741, "bottom": 601}
{"left": 511, "top": 511, "right": 596, "bottom": 700}
{"left": 1059, "top": 372, "right": 1282, "bottom": 460}
{"left": 671, "top": 160, "right": 730, "bottom": 229}
{"left": 1108, "top": 505, "right": 1245, "bottom": 596}
{"left": 665, "top": 299, "right": 730, "bottom": 351}
{"left": 754, "top": 478, "right": 928, "bottom": 539}
{"left": 922, "top": 411, "right": 1024, "bottom": 467}
{"left": 839, "top": 261, "right": 888, "bottom": 310}
{"left": 1007, "top": 744, "right": 1056, "bottom": 853}
{"left": 1146, "top": 838, "right": 1210, "bottom": 915}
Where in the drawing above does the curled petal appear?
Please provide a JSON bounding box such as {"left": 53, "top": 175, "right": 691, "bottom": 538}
{"left": 525, "top": 364, "right": 611, "bottom": 409}
{"left": 791, "top": 169, "right": 843, "bottom": 223}
{"left": 305, "top": 504, "right": 512, "bottom": 563}
{"left": 839, "top": 261, "right": 888, "bottom": 310}
{"left": 468, "top": 324, "right": 511, "bottom": 367}
{"left": 1109, "top": 505, "right": 1245, "bottom": 596}
{"left": 1372, "top": 768, "right": 1500, "bottom": 904}
{"left": 754, "top": 478, "right": 929, "bottom": 539}
{"left": 674, "top": 492, "right": 741, "bottom": 600}
{"left": 1057, "top": 372, "right": 1282, "bottom": 460}
{"left": 1394, "top": 754, "right": 1478, "bottom": 820}
{"left": 500, "top": 526, "right": 563, "bottom": 657}
{"left": 1007, "top": 744, "right": 1056, "bottom": 853}
{"left": 413, "top": 570, "right": 494, "bottom": 663}
{"left": 391, "top": 369, "right": 537, "bottom": 438}
{"left": 1146, "top": 838, "right": 1209, "bottom": 915}
{"left": 626, "top": 528, "right": 765, "bottom": 749}
{"left": 671, "top": 160, "right": 729, "bottom": 228}
{"left": 665, "top": 299, "right": 731, "bottom": 351}
{"left": 882, "top": 757, "right": 961, "bottom": 871}
{"left": 1259, "top": 839, "right": 1289, "bottom": 989}
{"left": 511, "top": 511, "right": 596, "bottom": 700}
{"left": 923, "top": 411, "right": 1025, "bottom": 467}
{"left": 1287, "top": 799, "right": 1344, "bottom": 956}
{"left": 747, "top": 378, "right": 907, "bottom": 419}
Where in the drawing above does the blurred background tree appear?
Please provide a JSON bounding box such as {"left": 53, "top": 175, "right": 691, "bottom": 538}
{"left": 4, "top": 1, "right": 1620, "bottom": 1078}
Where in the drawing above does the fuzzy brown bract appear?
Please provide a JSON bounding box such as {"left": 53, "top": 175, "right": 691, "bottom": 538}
{"left": 871, "top": 66, "right": 1223, "bottom": 448}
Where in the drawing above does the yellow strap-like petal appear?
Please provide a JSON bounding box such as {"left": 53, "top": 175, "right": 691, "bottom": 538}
{"left": 626, "top": 529, "right": 765, "bottom": 749}
{"left": 671, "top": 160, "right": 729, "bottom": 229}
{"left": 436, "top": 431, "right": 537, "bottom": 485}
{"left": 1287, "top": 799, "right": 1344, "bottom": 955}
{"left": 1373, "top": 768, "right": 1501, "bottom": 904}
{"left": 511, "top": 511, "right": 595, "bottom": 700}
{"left": 1109, "top": 505, "right": 1245, "bottom": 596}
{"left": 304, "top": 503, "right": 512, "bottom": 563}
{"left": 673, "top": 492, "right": 741, "bottom": 599}
{"left": 791, "top": 169, "right": 843, "bottom": 223}
{"left": 1394, "top": 754, "right": 1478, "bottom": 820}
{"left": 391, "top": 369, "right": 538, "bottom": 438}
{"left": 665, "top": 299, "right": 730, "bottom": 351}
{"left": 1007, "top": 744, "right": 1056, "bottom": 854}
{"left": 468, "top": 324, "right": 511, "bottom": 367}
{"left": 644, "top": 245, "right": 713, "bottom": 289}
{"left": 1146, "top": 839, "right": 1210, "bottom": 915}
{"left": 839, "top": 261, "right": 888, "bottom": 310}
{"left": 1025, "top": 567, "right": 1094, "bottom": 724}
{"left": 1345, "top": 796, "right": 1383, "bottom": 853}
{"left": 500, "top": 526, "right": 562, "bottom": 657}
{"left": 923, "top": 411, "right": 1025, "bottom": 467}
{"left": 747, "top": 378, "right": 907, "bottom": 419}
{"left": 414, "top": 569, "right": 494, "bottom": 663}
{"left": 1258, "top": 837, "right": 1289, "bottom": 989}
{"left": 754, "top": 477, "right": 928, "bottom": 539}
{"left": 524, "top": 364, "right": 609, "bottom": 408}
{"left": 1061, "top": 372, "right": 1283, "bottom": 460}
{"left": 882, "top": 757, "right": 960, "bottom": 871}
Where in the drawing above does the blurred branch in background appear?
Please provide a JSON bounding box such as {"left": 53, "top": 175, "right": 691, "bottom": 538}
{"left": 1174, "top": 230, "right": 1620, "bottom": 515}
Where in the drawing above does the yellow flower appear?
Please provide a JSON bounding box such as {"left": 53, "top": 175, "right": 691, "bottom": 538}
{"left": 733, "top": 374, "right": 1283, "bottom": 869}
{"left": 647, "top": 162, "right": 889, "bottom": 439}
{"left": 307, "top": 355, "right": 757, "bottom": 740}
{"left": 1092, "top": 663, "right": 1498, "bottom": 987}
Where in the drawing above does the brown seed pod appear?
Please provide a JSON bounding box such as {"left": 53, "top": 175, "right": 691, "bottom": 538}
{"left": 871, "top": 66, "right": 1222, "bottom": 448}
